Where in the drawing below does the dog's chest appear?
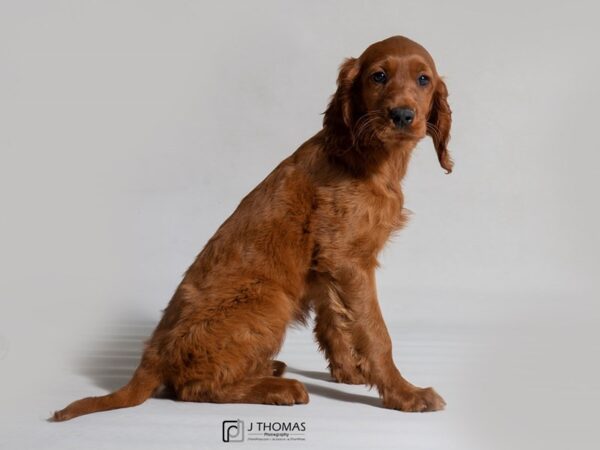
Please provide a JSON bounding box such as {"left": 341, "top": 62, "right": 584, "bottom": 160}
{"left": 311, "top": 183, "right": 407, "bottom": 268}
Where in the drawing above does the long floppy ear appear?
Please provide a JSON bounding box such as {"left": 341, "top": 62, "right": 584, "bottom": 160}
{"left": 323, "top": 57, "right": 360, "bottom": 137}
{"left": 427, "top": 79, "right": 453, "bottom": 173}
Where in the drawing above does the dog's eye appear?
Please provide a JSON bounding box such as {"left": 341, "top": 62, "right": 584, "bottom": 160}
{"left": 371, "top": 71, "right": 387, "bottom": 84}
{"left": 417, "top": 74, "right": 430, "bottom": 86}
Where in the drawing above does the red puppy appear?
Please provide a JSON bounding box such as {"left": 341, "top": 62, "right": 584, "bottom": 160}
{"left": 53, "top": 35, "right": 452, "bottom": 421}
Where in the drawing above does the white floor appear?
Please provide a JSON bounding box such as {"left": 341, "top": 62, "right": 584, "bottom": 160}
{"left": 2, "top": 287, "right": 598, "bottom": 450}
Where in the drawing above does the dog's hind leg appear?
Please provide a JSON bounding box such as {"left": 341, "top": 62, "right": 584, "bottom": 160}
{"left": 162, "top": 278, "right": 300, "bottom": 405}
{"left": 177, "top": 376, "right": 308, "bottom": 405}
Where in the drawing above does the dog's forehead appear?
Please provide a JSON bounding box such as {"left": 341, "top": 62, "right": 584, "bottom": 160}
{"left": 359, "top": 36, "right": 437, "bottom": 72}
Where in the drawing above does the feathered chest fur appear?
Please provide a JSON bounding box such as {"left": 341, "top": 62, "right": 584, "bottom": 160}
{"left": 310, "top": 178, "right": 408, "bottom": 270}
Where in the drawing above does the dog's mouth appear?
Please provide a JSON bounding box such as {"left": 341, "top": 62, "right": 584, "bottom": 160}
{"left": 353, "top": 113, "right": 425, "bottom": 144}
{"left": 385, "top": 123, "right": 424, "bottom": 141}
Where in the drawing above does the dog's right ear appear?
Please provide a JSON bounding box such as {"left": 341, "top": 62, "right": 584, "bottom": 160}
{"left": 323, "top": 57, "right": 360, "bottom": 135}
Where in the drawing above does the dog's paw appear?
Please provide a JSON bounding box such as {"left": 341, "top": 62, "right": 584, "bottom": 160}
{"left": 288, "top": 379, "right": 310, "bottom": 404}
{"left": 263, "top": 379, "right": 309, "bottom": 405}
{"left": 383, "top": 386, "right": 446, "bottom": 412}
{"left": 271, "top": 360, "right": 287, "bottom": 377}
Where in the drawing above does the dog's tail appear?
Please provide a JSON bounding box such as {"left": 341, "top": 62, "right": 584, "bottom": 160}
{"left": 51, "top": 358, "right": 161, "bottom": 422}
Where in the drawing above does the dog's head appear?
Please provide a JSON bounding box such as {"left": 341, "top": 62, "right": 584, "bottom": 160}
{"left": 324, "top": 36, "right": 453, "bottom": 173}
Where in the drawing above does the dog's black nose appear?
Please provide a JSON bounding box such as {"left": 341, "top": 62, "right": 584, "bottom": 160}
{"left": 389, "top": 107, "right": 415, "bottom": 127}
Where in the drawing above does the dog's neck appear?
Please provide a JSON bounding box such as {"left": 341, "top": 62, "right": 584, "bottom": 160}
{"left": 378, "top": 139, "right": 418, "bottom": 183}
{"left": 321, "top": 126, "right": 417, "bottom": 184}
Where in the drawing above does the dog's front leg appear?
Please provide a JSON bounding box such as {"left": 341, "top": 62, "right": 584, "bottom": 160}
{"left": 313, "top": 290, "right": 367, "bottom": 384}
{"left": 334, "top": 266, "right": 446, "bottom": 412}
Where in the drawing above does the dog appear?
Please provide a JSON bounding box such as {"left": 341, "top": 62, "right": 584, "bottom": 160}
{"left": 52, "top": 35, "right": 452, "bottom": 421}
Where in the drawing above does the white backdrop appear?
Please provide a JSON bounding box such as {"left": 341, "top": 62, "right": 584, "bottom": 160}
{"left": 1, "top": 1, "right": 599, "bottom": 449}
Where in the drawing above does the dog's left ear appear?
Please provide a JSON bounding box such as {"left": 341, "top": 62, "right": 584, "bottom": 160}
{"left": 427, "top": 79, "right": 453, "bottom": 173}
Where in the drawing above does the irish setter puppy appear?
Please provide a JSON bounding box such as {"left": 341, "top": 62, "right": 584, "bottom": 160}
{"left": 53, "top": 35, "right": 452, "bottom": 421}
